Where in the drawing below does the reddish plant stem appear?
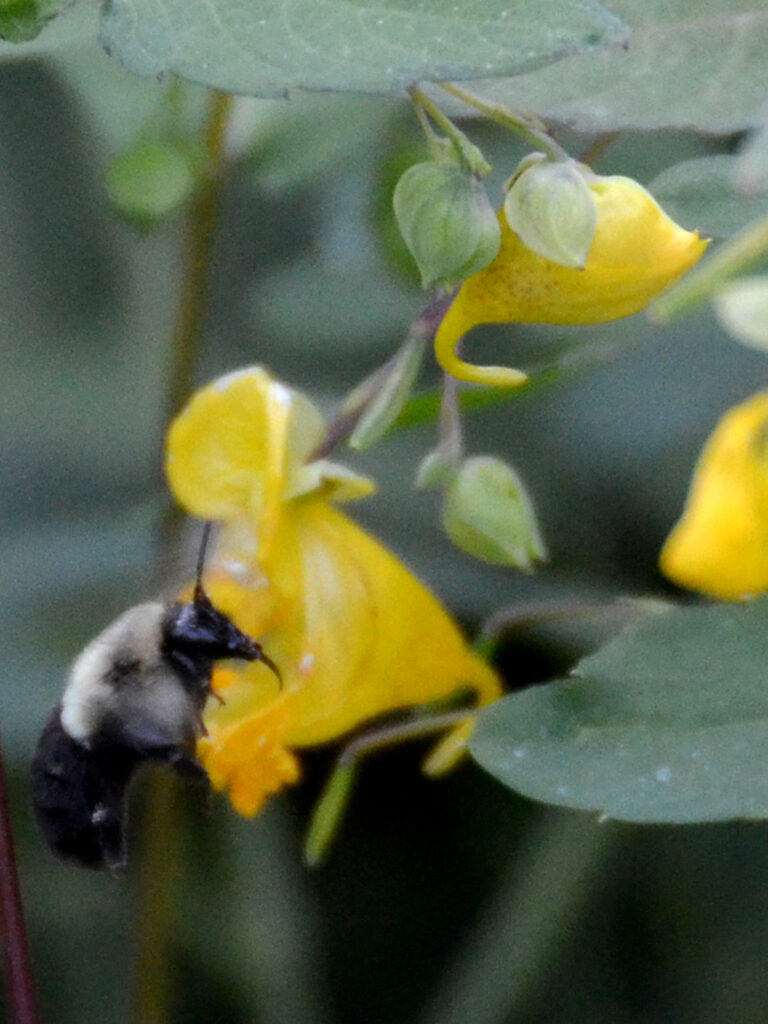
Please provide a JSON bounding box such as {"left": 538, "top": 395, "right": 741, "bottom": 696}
{"left": 0, "top": 737, "right": 40, "bottom": 1024}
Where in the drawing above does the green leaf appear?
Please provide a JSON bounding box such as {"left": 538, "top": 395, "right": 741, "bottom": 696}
{"left": 737, "top": 116, "right": 768, "bottom": 194}
{"left": 0, "top": 0, "right": 95, "bottom": 57}
{"left": 441, "top": 0, "right": 768, "bottom": 133}
{"left": 99, "top": 0, "right": 627, "bottom": 98}
{"left": 0, "top": 0, "right": 71, "bottom": 43}
{"left": 470, "top": 598, "right": 768, "bottom": 823}
{"left": 650, "top": 156, "right": 768, "bottom": 240}
{"left": 250, "top": 93, "right": 395, "bottom": 194}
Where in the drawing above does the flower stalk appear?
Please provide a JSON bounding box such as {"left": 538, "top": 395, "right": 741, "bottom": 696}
{"left": 439, "top": 82, "right": 570, "bottom": 163}
{"left": 408, "top": 86, "right": 492, "bottom": 175}
{"left": 164, "top": 89, "right": 234, "bottom": 425}
{"left": 304, "top": 709, "right": 475, "bottom": 867}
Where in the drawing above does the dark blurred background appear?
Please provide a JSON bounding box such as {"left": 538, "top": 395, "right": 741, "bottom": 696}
{"left": 3, "top": 23, "right": 768, "bottom": 1024}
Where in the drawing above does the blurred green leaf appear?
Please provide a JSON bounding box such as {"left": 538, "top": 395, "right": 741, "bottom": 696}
{"left": 393, "top": 323, "right": 640, "bottom": 433}
{"left": 470, "top": 598, "right": 768, "bottom": 823}
{"left": 250, "top": 94, "right": 395, "bottom": 194}
{"left": 650, "top": 155, "right": 768, "bottom": 239}
{"left": 737, "top": 115, "right": 768, "bottom": 193}
{"left": 440, "top": 0, "right": 768, "bottom": 133}
{"left": 0, "top": 0, "right": 66, "bottom": 42}
{"left": 0, "top": 0, "right": 93, "bottom": 54}
{"left": 99, "top": 0, "right": 627, "bottom": 97}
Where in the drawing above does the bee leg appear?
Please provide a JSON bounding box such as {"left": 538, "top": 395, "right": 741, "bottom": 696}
{"left": 91, "top": 802, "right": 127, "bottom": 873}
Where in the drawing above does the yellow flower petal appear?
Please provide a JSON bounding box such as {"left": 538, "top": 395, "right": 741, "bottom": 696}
{"left": 287, "top": 459, "right": 376, "bottom": 503}
{"left": 167, "top": 365, "right": 503, "bottom": 818}
{"left": 435, "top": 176, "right": 708, "bottom": 387}
{"left": 198, "top": 700, "right": 301, "bottom": 817}
{"left": 166, "top": 366, "right": 325, "bottom": 521}
{"left": 660, "top": 392, "right": 768, "bottom": 599}
{"left": 197, "top": 502, "right": 501, "bottom": 811}
{"left": 285, "top": 503, "right": 500, "bottom": 745}
{"left": 204, "top": 502, "right": 500, "bottom": 743}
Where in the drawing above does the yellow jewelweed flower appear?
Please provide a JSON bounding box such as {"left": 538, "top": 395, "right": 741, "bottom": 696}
{"left": 166, "top": 367, "right": 501, "bottom": 816}
{"left": 660, "top": 392, "right": 768, "bottom": 600}
{"left": 434, "top": 175, "right": 708, "bottom": 388}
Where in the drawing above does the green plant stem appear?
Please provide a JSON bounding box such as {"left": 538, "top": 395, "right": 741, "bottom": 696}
{"left": 439, "top": 82, "right": 570, "bottom": 162}
{"left": 0, "top": 736, "right": 39, "bottom": 1024}
{"left": 410, "top": 94, "right": 445, "bottom": 159}
{"left": 134, "top": 88, "right": 234, "bottom": 1024}
{"left": 132, "top": 774, "right": 184, "bottom": 1024}
{"left": 437, "top": 370, "right": 464, "bottom": 465}
{"left": 480, "top": 597, "right": 663, "bottom": 649}
{"left": 164, "top": 89, "right": 233, "bottom": 425}
{"left": 304, "top": 709, "right": 475, "bottom": 866}
{"left": 418, "top": 811, "right": 617, "bottom": 1024}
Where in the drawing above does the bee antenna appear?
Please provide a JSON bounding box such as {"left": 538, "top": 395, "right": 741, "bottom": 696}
{"left": 194, "top": 521, "right": 213, "bottom": 602}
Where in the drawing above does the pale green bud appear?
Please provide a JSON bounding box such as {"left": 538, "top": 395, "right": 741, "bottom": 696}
{"left": 713, "top": 275, "right": 768, "bottom": 350}
{"left": 349, "top": 334, "right": 426, "bottom": 451}
{"left": 393, "top": 161, "right": 501, "bottom": 289}
{"left": 106, "top": 139, "right": 200, "bottom": 230}
{"left": 503, "top": 159, "right": 597, "bottom": 269}
{"left": 442, "top": 456, "right": 547, "bottom": 570}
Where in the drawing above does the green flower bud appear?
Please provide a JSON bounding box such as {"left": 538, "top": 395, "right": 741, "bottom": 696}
{"left": 503, "top": 159, "right": 597, "bottom": 269}
{"left": 713, "top": 275, "right": 768, "bottom": 350}
{"left": 105, "top": 139, "right": 200, "bottom": 230}
{"left": 393, "top": 161, "right": 501, "bottom": 289}
{"left": 442, "top": 456, "right": 547, "bottom": 570}
{"left": 349, "top": 333, "right": 426, "bottom": 451}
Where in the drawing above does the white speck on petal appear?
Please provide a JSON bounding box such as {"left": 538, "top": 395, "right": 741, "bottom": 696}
{"left": 271, "top": 382, "right": 292, "bottom": 405}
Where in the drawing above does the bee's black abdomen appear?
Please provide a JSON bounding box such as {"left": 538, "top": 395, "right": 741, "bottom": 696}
{"left": 31, "top": 709, "right": 137, "bottom": 870}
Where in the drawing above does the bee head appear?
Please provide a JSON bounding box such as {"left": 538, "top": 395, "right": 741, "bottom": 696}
{"left": 161, "top": 522, "right": 281, "bottom": 683}
{"left": 163, "top": 586, "right": 266, "bottom": 665}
